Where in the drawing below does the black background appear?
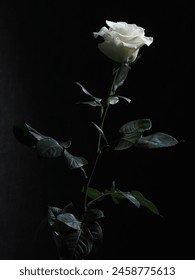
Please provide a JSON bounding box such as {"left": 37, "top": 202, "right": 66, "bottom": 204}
{"left": 0, "top": 0, "right": 193, "bottom": 259}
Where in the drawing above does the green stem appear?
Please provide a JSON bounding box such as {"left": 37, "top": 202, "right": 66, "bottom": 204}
{"left": 97, "top": 65, "right": 120, "bottom": 152}
{"left": 82, "top": 64, "right": 121, "bottom": 212}
{"left": 83, "top": 151, "right": 101, "bottom": 212}
{"left": 97, "top": 105, "right": 109, "bottom": 153}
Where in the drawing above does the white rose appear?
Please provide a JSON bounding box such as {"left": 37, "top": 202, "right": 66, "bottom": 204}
{"left": 93, "top": 20, "right": 153, "bottom": 64}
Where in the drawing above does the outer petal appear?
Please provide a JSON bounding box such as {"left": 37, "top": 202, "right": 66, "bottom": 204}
{"left": 93, "top": 26, "right": 108, "bottom": 38}
{"left": 98, "top": 39, "right": 137, "bottom": 63}
{"left": 94, "top": 20, "right": 153, "bottom": 63}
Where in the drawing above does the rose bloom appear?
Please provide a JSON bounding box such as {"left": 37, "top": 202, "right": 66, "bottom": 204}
{"left": 94, "top": 20, "right": 153, "bottom": 64}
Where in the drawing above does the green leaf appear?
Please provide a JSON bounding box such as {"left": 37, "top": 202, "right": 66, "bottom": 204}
{"left": 108, "top": 96, "right": 119, "bottom": 105}
{"left": 115, "top": 119, "right": 152, "bottom": 151}
{"left": 119, "top": 190, "right": 140, "bottom": 208}
{"left": 63, "top": 149, "right": 88, "bottom": 170}
{"left": 84, "top": 187, "right": 104, "bottom": 200}
{"left": 48, "top": 203, "right": 80, "bottom": 234}
{"left": 61, "top": 202, "right": 76, "bottom": 214}
{"left": 87, "top": 221, "right": 103, "bottom": 254}
{"left": 115, "top": 132, "right": 143, "bottom": 150}
{"left": 119, "top": 119, "right": 152, "bottom": 134}
{"left": 75, "top": 82, "right": 102, "bottom": 112}
{"left": 116, "top": 95, "right": 131, "bottom": 103}
{"left": 135, "top": 132, "right": 178, "bottom": 149}
{"left": 77, "top": 101, "right": 101, "bottom": 107}
{"left": 48, "top": 206, "right": 62, "bottom": 226}
{"left": 50, "top": 204, "right": 103, "bottom": 259}
{"left": 75, "top": 82, "right": 102, "bottom": 103}
{"left": 60, "top": 140, "right": 71, "bottom": 149}
{"left": 108, "top": 95, "right": 131, "bottom": 106}
{"left": 110, "top": 190, "right": 125, "bottom": 204}
{"left": 64, "top": 221, "right": 103, "bottom": 259}
{"left": 57, "top": 213, "right": 81, "bottom": 230}
{"left": 131, "top": 190, "right": 162, "bottom": 217}
{"left": 84, "top": 209, "right": 105, "bottom": 222}
{"left": 103, "top": 189, "right": 125, "bottom": 204}
{"left": 13, "top": 123, "right": 44, "bottom": 146}
{"left": 64, "top": 225, "right": 93, "bottom": 259}
{"left": 91, "top": 122, "right": 108, "bottom": 145}
{"left": 36, "top": 137, "right": 64, "bottom": 158}
{"left": 113, "top": 64, "right": 130, "bottom": 92}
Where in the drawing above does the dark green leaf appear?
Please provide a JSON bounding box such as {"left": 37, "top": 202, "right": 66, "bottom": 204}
{"left": 13, "top": 123, "right": 43, "bottom": 146}
{"left": 119, "top": 119, "right": 152, "bottom": 134}
{"left": 110, "top": 191, "right": 125, "bottom": 204}
{"left": 48, "top": 206, "right": 62, "bottom": 226}
{"left": 64, "top": 225, "right": 93, "bottom": 259}
{"left": 91, "top": 122, "right": 108, "bottom": 145}
{"left": 75, "top": 82, "right": 102, "bottom": 103}
{"left": 115, "top": 119, "right": 152, "bottom": 151}
{"left": 116, "top": 95, "right": 131, "bottom": 103}
{"left": 61, "top": 202, "right": 76, "bottom": 214}
{"left": 85, "top": 187, "right": 104, "bottom": 200}
{"left": 57, "top": 213, "right": 81, "bottom": 230}
{"left": 84, "top": 209, "right": 105, "bottom": 222}
{"left": 115, "top": 132, "right": 142, "bottom": 150}
{"left": 24, "top": 123, "right": 45, "bottom": 140}
{"left": 113, "top": 64, "right": 130, "bottom": 92}
{"left": 52, "top": 220, "right": 73, "bottom": 234}
{"left": 131, "top": 190, "right": 162, "bottom": 216}
{"left": 88, "top": 222, "right": 103, "bottom": 243}
{"left": 108, "top": 96, "right": 119, "bottom": 105}
{"left": 87, "top": 222, "right": 103, "bottom": 254}
{"left": 77, "top": 101, "right": 101, "bottom": 107}
{"left": 135, "top": 132, "right": 178, "bottom": 149}
{"left": 36, "top": 137, "right": 63, "bottom": 158}
{"left": 103, "top": 189, "right": 125, "bottom": 204}
{"left": 119, "top": 190, "right": 140, "bottom": 208}
{"left": 63, "top": 149, "right": 88, "bottom": 170}
{"left": 60, "top": 140, "right": 71, "bottom": 149}
{"left": 64, "top": 220, "right": 103, "bottom": 259}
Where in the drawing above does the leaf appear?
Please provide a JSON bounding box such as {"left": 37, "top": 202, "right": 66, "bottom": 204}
{"left": 108, "top": 95, "right": 131, "bottom": 106}
{"left": 88, "top": 222, "right": 103, "bottom": 243}
{"left": 108, "top": 96, "right": 119, "bottom": 105}
{"left": 52, "top": 220, "right": 73, "bottom": 235}
{"left": 115, "top": 131, "right": 143, "bottom": 150}
{"left": 87, "top": 222, "right": 103, "bottom": 254}
{"left": 91, "top": 122, "right": 108, "bottom": 144}
{"left": 131, "top": 190, "right": 162, "bottom": 216}
{"left": 13, "top": 123, "right": 44, "bottom": 146}
{"left": 63, "top": 149, "right": 88, "bottom": 170}
{"left": 48, "top": 206, "right": 62, "bottom": 226}
{"left": 102, "top": 189, "right": 126, "bottom": 204}
{"left": 113, "top": 64, "right": 130, "bottom": 92}
{"left": 64, "top": 221, "right": 103, "bottom": 259}
{"left": 75, "top": 82, "right": 102, "bottom": 103}
{"left": 57, "top": 213, "right": 81, "bottom": 230}
{"left": 61, "top": 202, "right": 76, "bottom": 214}
{"left": 36, "top": 137, "right": 63, "bottom": 158}
{"left": 60, "top": 140, "right": 71, "bottom": 149}
{"left": 119, "top": 190, "right": 140, "bottom": 208}
{"left": 116, "top": 95, "right": 131, "bottom": 103}
{"left": 64, "top": 225, "right": 93, "bottom": 259}
{"left": 48, "top": 203, "right": 81, "bottom": 234}
{"left": 135, "top": 132, "right": 178, "bottom": 149}
{"left": 77, "top": 101, "right": 101, "bottom": 107}
{"left": 50, "top": 204, "right": 103, "bottom": 259}
{"left": 109, "top": 190, "right": 125, "bottom": 204}
{"left": 119, "top": 119, "right": 152, "bottom": 134}
{"left": 115, "top": 119, "right": 152, "bottom": 151}
{"left": 84, "top": 187, "right": 104, "bottom": 200}
{"left": 84, "top": 209, "right": 105, "bottom": 222}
